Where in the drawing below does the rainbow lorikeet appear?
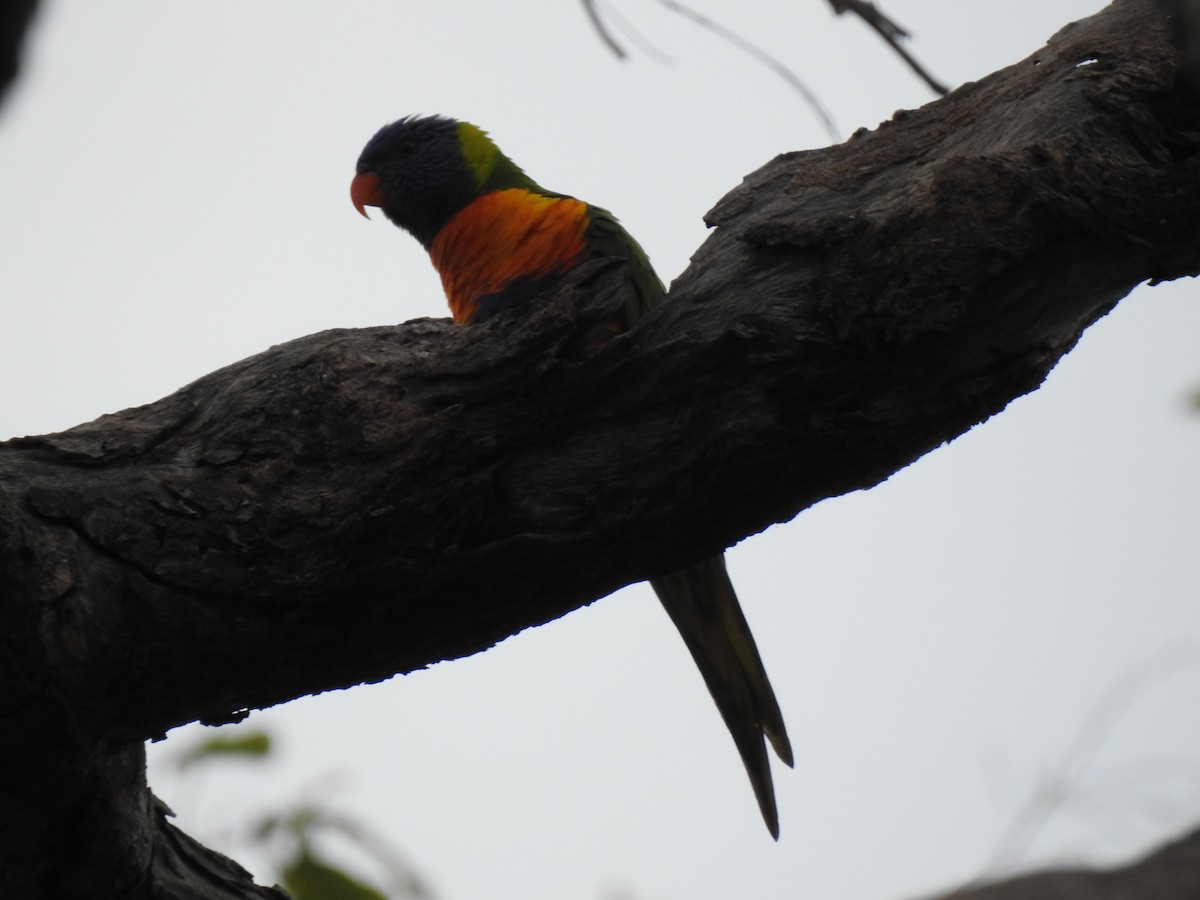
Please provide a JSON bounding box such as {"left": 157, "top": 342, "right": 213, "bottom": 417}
{"left": 350, "top": 115, "right": 793, "bottom": 837}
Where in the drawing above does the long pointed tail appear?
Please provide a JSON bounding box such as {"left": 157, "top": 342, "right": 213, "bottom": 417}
{"left": 650, "top": 554, "right": 793, "bottom": 838}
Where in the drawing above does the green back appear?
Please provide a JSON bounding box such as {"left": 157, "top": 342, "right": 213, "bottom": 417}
{"left": 457, "top": 121, "right": 664, "bottom": 329}
{"left": 584, "top": 205, "right": 666, "bottom": 328}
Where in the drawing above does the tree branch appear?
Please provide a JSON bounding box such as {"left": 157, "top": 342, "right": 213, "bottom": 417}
{"left": 4, "top": 0, "right": 1200, "bottom": 895}
{"left": 827, "top": 0, "right": 951, "bottom": 95}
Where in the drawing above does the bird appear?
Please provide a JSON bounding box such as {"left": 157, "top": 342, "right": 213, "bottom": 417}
{"left": 350, "top": 115, "right": 793, "bottom": 837}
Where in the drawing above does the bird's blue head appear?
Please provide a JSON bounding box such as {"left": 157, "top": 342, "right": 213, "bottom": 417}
{"left": 351, "top": 115, "right": 476, "bottom": 248}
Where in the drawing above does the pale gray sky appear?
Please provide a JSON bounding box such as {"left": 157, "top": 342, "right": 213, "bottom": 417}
{"left": 4, "top": 2, "right": 1199, "bottom": 899}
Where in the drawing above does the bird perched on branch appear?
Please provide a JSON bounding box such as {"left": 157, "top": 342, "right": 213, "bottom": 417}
{"left": 350, "top": 114, "right": 792, "bottom": 837}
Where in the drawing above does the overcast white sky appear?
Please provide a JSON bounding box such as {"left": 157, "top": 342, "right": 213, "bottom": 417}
{"left": 4, "top": 2, "right": 1200, "bottom": 898}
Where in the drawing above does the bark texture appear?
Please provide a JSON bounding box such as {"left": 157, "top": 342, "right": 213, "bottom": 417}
{"left": 3, "top": 0, "right": 1200, "bottom": 895}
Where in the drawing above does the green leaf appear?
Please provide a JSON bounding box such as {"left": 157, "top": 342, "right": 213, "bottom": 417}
{"left": 282, "top": 850, "right": 388, "bottom": 900}
{"left": 177, "top": 730, "right": 272, "bottom": 770}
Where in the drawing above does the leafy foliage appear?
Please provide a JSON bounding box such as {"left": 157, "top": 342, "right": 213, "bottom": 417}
{"left": 175, "top": 727, "right": 435, "bottom": 899}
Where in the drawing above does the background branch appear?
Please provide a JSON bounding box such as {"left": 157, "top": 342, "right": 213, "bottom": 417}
{"left": 828, "top": 0, "right": 951, "bottom": 94}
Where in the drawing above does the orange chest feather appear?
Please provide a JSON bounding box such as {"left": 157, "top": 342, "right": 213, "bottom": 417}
{"left": 429, "top": 189, "right": 590, "bottom": 323}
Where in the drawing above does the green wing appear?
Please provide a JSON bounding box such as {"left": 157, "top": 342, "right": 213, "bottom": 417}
{"left": 583, "top": 204, "right": 666, "bottom": 326}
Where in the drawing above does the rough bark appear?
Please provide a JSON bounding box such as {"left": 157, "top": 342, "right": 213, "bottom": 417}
{"left": 3, "top": 0, "right": 1200, "bottom": 896}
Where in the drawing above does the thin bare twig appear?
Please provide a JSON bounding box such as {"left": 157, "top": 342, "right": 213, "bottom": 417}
{"left": 596, "top": 0, "right": 675, "bottom": 64}
{"left": 653, "top": 0, "right": 840, "bottom": 141}
{"left": 979, "top": 649, "right": 1200, "bottom": 879}
{"left": 577, "top": 0, "right": 839, "bottom": 141}
{"left": 580, "top": 0, "right": 628, "bottom": 59}
{"left": 828, "top": 0, "right": 950, "bottom": 95}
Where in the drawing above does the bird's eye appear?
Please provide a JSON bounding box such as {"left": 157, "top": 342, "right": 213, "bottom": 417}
{"left": 396, "top": 139, "right": 418, "bottom": 157}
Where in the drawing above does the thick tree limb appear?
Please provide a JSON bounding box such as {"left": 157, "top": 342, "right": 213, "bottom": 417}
{"left": 3, "top": 0, "right": 1200, "bottom": 895}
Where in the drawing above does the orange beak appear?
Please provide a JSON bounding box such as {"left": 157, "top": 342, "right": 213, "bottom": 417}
{"left": 350, "top": 171, "right": 386, "bottom": 219}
